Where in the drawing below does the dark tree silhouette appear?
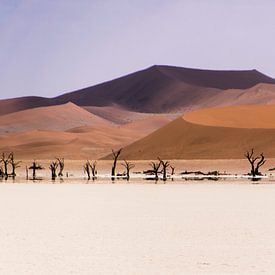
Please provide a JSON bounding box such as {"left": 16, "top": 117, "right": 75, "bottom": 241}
{"left": 111, "top": 148, "right": 122, "bottom": 179}
{"left": 0, "top": 153, "right": 11, "bottom": 177}
{"left": 29, "top": 161, "right": 44, "bottom": 180}
{"left": 158, "top": 158, "right": 170, "bottom": 181}
{"left": 149, "top": 160, "right": 162, "bottom": 181}
{"left": 121, "top": 160, "right": 135, "bottom": 180}
{"left": 9, "top": 152, "right": 21, "bottom": 178}
{"left": 26, "top": 166, "right": 29, "bottom": 180}
{"left": 245, "top": 149, "right": 266, "bottom": 177}
{"left": 170, "top": 165, "right": 175, "bottom": 176}
{"left": 84, "top": 161, "right": 91, "bottom": 180}
{"left": 89, "top": 160, "right": 97, "bottom": 179}
{"left": 49, "top": 160, "right": 59, "bottom": 180}
{"left": 56, "top": 158, "right": 65, "bottom": 177}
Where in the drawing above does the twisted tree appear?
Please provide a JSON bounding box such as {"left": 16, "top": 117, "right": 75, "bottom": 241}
{"left": 84, "top": 161, "right": 91, "bottom": 180}
{"left": 245, "top": 149, "right": 266, "bottom": 177}
{"left": 49, "top": 160, "right": 59, "bottom": 180}
{"left": 149, "top": 160, "right": 162, "bottom": 181}
{"left": 0, "top": 153, "right": 11, "bottom": 177}
{"left": 0, "top": 166, "right": 3, "bottom": 177}
{"left": 158, "top": 158, "right": 170, "bottom": 181}
{"left": 29, "top": 161, "right": 44, "bottom": 180}
{"left": 89, "top": 160, "right": 97, "bottom": 179}
{"left": 56, "top": 158, "right": 65, "bottom": 177}
{"left": 111, "top": 148, "right": 122, "bottom": 179}
{"left": 170, "top": 165, "right": 175, "bottom": 176}
{"left": 121, "top": 160, "right": 135, "bottom": 180}
{"left": 9, "top": 152, "right": 21, "bottom": 178}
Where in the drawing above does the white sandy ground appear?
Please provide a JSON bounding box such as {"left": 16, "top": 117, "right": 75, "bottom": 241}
{"left": 0, "top": 183, "right": 275, "bottom": 274}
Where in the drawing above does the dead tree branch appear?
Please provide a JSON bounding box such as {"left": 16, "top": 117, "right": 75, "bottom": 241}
{"left": 111, "top": 148, "right": 122, "bottom": 178}
{"left": 121, "top": 160, "right": 135, "bottom": 180}
{"left": 245, "top": 149, "right": 266, "bottom": 177}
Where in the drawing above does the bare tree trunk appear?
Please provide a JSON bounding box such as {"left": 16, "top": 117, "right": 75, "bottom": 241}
{"left": 122, "top": 160, "right": 135, "bottom": 181}
{"left": 88, "top": 161, "right": 97, "bottom": 180}
{"left": 49, "top": 161, "right": 58, "bottom": 180}
{"left": 245, "top": 149, "right": 266, "bottom": 177}
{"left": 29, "top": 161, "right": 44, "bottom": 180}
{"left": 9, "top": 153, "right": 21, "bottom": 178}
{"left": 56, "top": 158, "right": 65, "bottom": 177}
{"left": 158, "top": 158, "right": 170, "bottom": 181}
{"left": 149, "top": 160, "right": 161, "bottom": 181}
{"left": 84, "top": 161, "right": 91, "bottom": 180}
{"left": 0, "top": 153, "right": 11, "bottom": 177}
{"left": 111, "top": 149, "right": 122, "bottom": 180}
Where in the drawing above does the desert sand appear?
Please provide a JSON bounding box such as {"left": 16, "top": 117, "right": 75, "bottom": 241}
{"left": 184, "top": 104, "right": 275, "bottom": 128}
{"left": 0, "top": 183, "right": 275, "bottom": 274}
{"left": 200, "top": 83, "right": 275, "bottom": 109}
{"left": 118, "top": 104, "right": 275, "bottom": 160}
{"left": 0, "top": 102, "right": 112, "bottom": 134}
{"left": 0, "top": 104, "right": 176, "bottom": 159}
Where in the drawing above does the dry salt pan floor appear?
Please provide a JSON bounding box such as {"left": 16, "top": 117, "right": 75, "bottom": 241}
{"left": 0, "top": 182, "right": 275, "bottom": 274}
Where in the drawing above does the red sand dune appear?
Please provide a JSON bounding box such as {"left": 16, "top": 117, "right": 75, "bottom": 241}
{"left": 114, "top": 105, "right": 275, "bottom": 160}
{"left": 184, "top": 104, "right": 275, "bottom": 128}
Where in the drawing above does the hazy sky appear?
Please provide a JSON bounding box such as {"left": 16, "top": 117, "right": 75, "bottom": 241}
{"left": 0, "top": 0, "right": 274, "bottom": 99}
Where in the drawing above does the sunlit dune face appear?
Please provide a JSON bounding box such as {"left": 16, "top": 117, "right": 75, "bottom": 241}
{"left": 184, "top": 104, "right": 275, "bottom": 129}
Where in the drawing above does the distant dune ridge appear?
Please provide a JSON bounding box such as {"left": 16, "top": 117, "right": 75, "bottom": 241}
{"left": 1, "top": 65, "right": 275, "bottom": 116}
{"left": 1, "top": 65, "right": 275, "bottom": 159}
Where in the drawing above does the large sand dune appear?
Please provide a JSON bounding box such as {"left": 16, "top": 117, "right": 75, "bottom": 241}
{"left": 0, "top": 112, "right": 175, "bottom": 159}
{"left": 0, "top": 102, "right": 111, "bottom": 134}
{"left": 184, "top": 104, "right": 275, "bottom": 128}
{"left": 116, "top": 105, "right": 275, "bottom": 160}
{"left": 200, "top": 83, "right": 275, "bottom": 109}
{"left": 1, "top": 65, "right": 274, "bottom": 115}
{"left": 55, "top": 65, "right": 275, "bottom": 113}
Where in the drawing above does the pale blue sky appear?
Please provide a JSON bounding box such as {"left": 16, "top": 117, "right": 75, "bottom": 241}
{"left": 0, "top": 0, "right": 274, "bottom": 99}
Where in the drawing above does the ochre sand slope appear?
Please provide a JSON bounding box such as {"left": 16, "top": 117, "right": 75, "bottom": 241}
{"left": 184, "top": 104, "right": 275, "bottom": 128}
{"left": 0, "top": 115, "right": 175, "bottom": 159}
{"left": 115, "top": 117, "right": 275, "bottom": 160}
{"left": 0, "top": 102, "right": 111, "bottom": 134}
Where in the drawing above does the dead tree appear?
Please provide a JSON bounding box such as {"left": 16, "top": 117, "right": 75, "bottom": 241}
{"left": 56, "top": 158, "right": 65, "bottom": 177}
{"left": 170, "top": 165, "right": 175, "bottom": 176}
{"left": 158, "top": 158, "right": 170, "bottom": 181}
{"left": 9, "top": 152, "right": 21, "bottom": 178}
{"left": 0, "top": 153, "right": 11, "bottom": 177}
{"left": 111, "top": 148, "right": 122, "bottom": 179}
{"left": 49, "top": 161, "right": 59, "bottom": 180}
{"left": 88, "top": 160, "right": 97, "bottom": 179}
{"left": 245, "top": 149, "right": 266, "bottom": 177}
{"left": 149, "top": 160, "right": 162, "bottom": 181}
{"left": 29, "top": 161, "right": 44, "bottom": 180}
{"left": 121, "top": 160, "right": 135, "bottom": 180}
{"left": 84, "top": 161, "right": 91, "bottom": 180}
